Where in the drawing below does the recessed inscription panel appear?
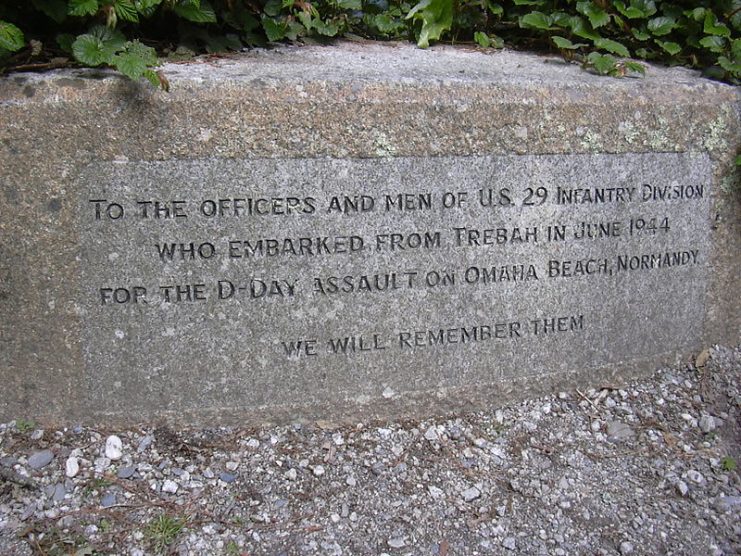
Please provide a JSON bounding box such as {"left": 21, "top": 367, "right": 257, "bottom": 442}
{"left": 76, "top": 154, "right": 711, "bottom": 413}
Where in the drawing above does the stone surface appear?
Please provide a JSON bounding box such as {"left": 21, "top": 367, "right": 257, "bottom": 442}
{"left": 0, "top": 43, "right": 739, "bottom": 426}
{"left": 27, "top": 450, "right": 54, "bottom": 470}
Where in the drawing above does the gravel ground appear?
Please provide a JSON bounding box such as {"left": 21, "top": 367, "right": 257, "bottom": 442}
{"left": 1, "top": 345, "right": 739, "bottom": 556}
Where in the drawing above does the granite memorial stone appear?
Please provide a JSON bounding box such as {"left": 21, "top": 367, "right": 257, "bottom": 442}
{"left": 0, "top": 44, "right": 738, "bottom": 425}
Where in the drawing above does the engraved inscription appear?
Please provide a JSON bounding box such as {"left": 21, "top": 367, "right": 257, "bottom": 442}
{"left": 75, "top": 154, "right": 712, "bottom": 408}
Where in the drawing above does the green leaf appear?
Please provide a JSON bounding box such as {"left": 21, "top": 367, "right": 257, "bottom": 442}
{"left": 717, "top": 56, "right": 741, "bottom": 76}
{"left": 513, "top": 0, "right": 545, "bottom": 5}
{"left": 373, "top": 13, "right": 403, "bottom": 34}
{"left": 72, "top": 34, "right": 111, "bottom": 66}
{"left": 519, "top": 11, "right": 554, "bottom": 31}
{"left": 587, "top": 52, "right": 617, "bottom": 75}
{"left": 594, "top": 38, "right": 630, "bottom": 57}
{"left": 114, "top": 0, "right": 139, "bottom": 22}
{"left": 655, "top": 39, "right": 680, "bottom": 55}
{"left": 647, "top": 16, "right": 675, "bottom": 36}
{"left": 613, "top": 0, "right": 656, "bottom": 19}
{"left": 486, "top": 2, "right": 504, "bottom": 16}
{"left": 56, "top": 33, "right": 76, "bottom": 53}
{"left": 474, "top": 31, "right": 490, "bottom": 48}
{"left": 631, "top": 27, "right": 650, "bottom": 41}
{"left": 0, "top": 21, "right": 24, "bottom": 52}
{"left": 406, "top": 0, "right": 453, "bottom": 49}
{"left": 111, "top": 40, "right": 159, "bottom": 81}
{"left": 313, "top": 18, "right": 340, "bottom": 37}
{"left": 623, "top": 61, "right": 646, "bottom": 75}
{"left": 261, "top": 16, "right": 286, "bottom": 41}
{"left": 336, "top": 0, "right": 361, "bottom": 9}
{"left": 32, "top": 0, "right": 68, "bottom": 23}
{"left": 576, "top": 2, "right": 610, "bottom": 29}
{"left": 89, "top": 25, "right": 127, "bottom": 49}
{"left": 552, "top": 36, "right": 586, "bottom": 50}
{"left": 173, "top": 0, "right": 216, "bottom": 23}
{"left": 68, "top": 0, "right": 99, "bottom": 16}
{"left": 134, "top": 0, "right": 163, "bottom": 13}
{"left": 699, "top": 35, "right": 725, "bottom": 53}
{"left": 263, "top": 0, "right": 282, "bottom": 17}
{"left": 567, "top": 16, "right": 600, "bottom": 41}
{"left": 685, "top": 8, "right": 705, "bottom": 22}
{"left": 703, "top": 12, "right": 730, "bottom": 37}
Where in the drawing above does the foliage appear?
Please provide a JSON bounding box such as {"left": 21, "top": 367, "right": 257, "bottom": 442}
{"left": 14, "top": 418, "right": 36, "bottom": 432}
{"left": 0, "top": 1, "right": 738, "bottom": 87}
{"left": 721, "top": 455, "right": 737, "bottom": 471}
{"left": 145, "top": 513, "right": 186, "bottom": 553}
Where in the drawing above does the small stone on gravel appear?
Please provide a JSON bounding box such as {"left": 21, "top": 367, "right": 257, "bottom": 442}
{"left": 65, "top": 456, "right": 79, "bottom": 478}
{"left": 28, "top": 450, "right": 54, "bottom": 470}
{"left": 699, "top": 414, "right": 716, "bottom": 433}
{"left": 606, "top": 421, "right": 634, "bottom": 441}
{"left": 620, "top": 541, "right": 635, "bottom": 554}
{"left": 117, "top": 465, "right": 136, "bottom": 479}
{"left": 105, "top": 435, "right": 123, "bottom": 460}
{"left": 461, "top": 487, "right": 481, "bottom": 502}
{"left": 219, "top": 472, "right": 237, "bottom": 483}
{"left": 162, "top": 479, "right": 179, "bottom": 493}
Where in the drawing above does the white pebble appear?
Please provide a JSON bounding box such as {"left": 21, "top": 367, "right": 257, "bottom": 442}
{"left": 105, "top": 435, "right": 123, "bottom": 460}
{"left": 162, "top": 480, "right": 179, "bottom": 494}
{"left": 313, "top": 465, "right": 325, "bottom": 477}
{"left": 65, "top": 457, "right": 80, "bottom": 478}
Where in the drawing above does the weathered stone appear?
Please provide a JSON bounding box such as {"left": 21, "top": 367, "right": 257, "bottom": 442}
{"left": 0, "top": 44, "right": 738, "bottom": 426}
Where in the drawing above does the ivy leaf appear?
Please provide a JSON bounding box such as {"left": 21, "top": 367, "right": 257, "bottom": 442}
{"left": 623, "top": 61, "right": 646, "bottom": 75}
{"left": 613, "top": 0, "right": 656, "bottom": 19}
{"left": 594, "top": 38, "right": 630, "bottom": 57}
{"left": 114, "top": 0, "right": 139, "bottom": 22}
{"left": 405, "top": 0, "right": 453, "bottom": 49}
{"left": 72, "top": 34, "right": 112, "bottom": 66}
{"left": 173, "top": 0, "right": 216, "bottom": 23}
{"left": 647, "top": 16, "right": 675, "bottom": 36}
{"left": 486, "top": 2, "right": 504, "bottom": 16}
{"left": 699, "top": 35, "right": 725, "bottom": 53}
{"left": 263, "top": 0, "right": 281, "bottom": 17}
{"left": 703, "top": 12, "right": 730, "bottom": 37}
{"left": 0, "top": 21, "right": 24, "bottom": 52}
{"left": 631, "top": 27, "right": 650, "bottom": 41}
{"left": 655, "top": 39, "right": 681, "bottom": 55}
{"left": 717, "top": 56, "right": 741, "bottom": 76}
{"left": 68, "top": 0, "right": 99, "bottom": 17}
{"left": 32, "top": 0, "right": 68, "bottom": 23}
{"left": 685, "top": 8, "right": 705, "bottom": 22}
{"left": 373, "top": 13, "right": 403, "bottom": 34}
{"left": 89, "top": 25, "right": 127, "bottom": 48}
{"left": 110, "top": 40, "right": 158, "bottom": 81}
{"left": 552, "top": 36, "right": 587, "bottom": 49}
{"left": 513, "top": 0, "right": 545, "bottom": 5}
{"left": 587, "top": 52, "right": 617, "bottom": 75}
{"left": 576, "top": 2, "right": 610, "bottom": 29}
{"left": 261, "top": 16, "right": 286, "bottom": 41}
{"left": 519, "top": 11, "right": 554, "bottom": 31}
{"left": 567, "top": 16, "right": 600, "bottom": 41}
{"left": 474, "top": 31, "right": 490, "bottom": 48}
{"left": 134, "top": 0, "right": 163, "bottom": 12}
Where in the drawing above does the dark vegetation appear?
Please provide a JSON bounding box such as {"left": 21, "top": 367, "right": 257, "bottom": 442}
{"left": 0, "top": 0, "right": 739, "bottom": 88}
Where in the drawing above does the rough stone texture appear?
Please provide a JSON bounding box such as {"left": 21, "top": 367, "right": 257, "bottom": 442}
{"left": 0, "top": 43, "right": 739, "bottom": 426}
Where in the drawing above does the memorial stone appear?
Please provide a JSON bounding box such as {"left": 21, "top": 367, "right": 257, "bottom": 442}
{"left": 0, "top": 44, "right": 738, "bottom": 425}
